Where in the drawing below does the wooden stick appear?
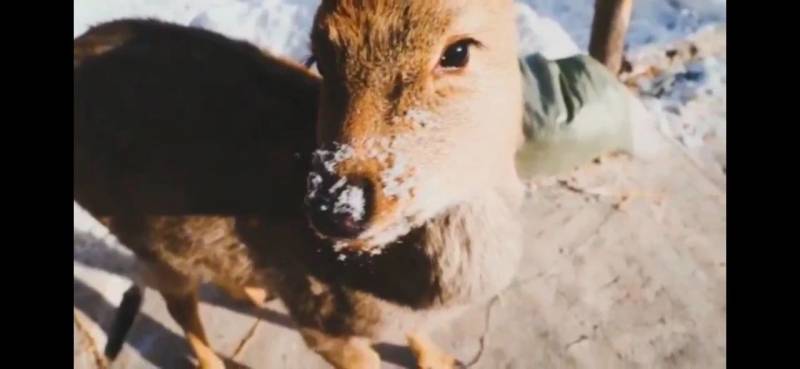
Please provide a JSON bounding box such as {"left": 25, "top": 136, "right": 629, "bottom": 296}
{"left": 589, "top": 0, "right": 635, "bottom": 75}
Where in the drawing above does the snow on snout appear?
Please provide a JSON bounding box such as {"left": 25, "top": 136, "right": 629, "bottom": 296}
{"left": 333, "top": 185, "right": 366, "bottom": 221}
{"left": 391, "top": 108, "right": 442, "bottom": 129}
{"left": 404, "top": 109, "right": 442, "bottom": 128}
{"left": 307, "top": 143, "right": 355, "bottom": 201}
{"left": 312, "top": 144, "right": 354, "bottom": 174}
{"left": 306, "top": 172, "right": 323, "bottom": 199}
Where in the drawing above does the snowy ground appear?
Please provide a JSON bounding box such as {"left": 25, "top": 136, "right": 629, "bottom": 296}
{"left": 74, "top": 1, "right": 726, "bottom": 368}
{"left": 74, "top": 0, "right": 726, "bottom": 60}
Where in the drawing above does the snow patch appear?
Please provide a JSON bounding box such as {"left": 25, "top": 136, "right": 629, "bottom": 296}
{"left": 306, "top": 172, "right": 323, "bottom": 198}
{"left": 518, "top": 0, "right": 726, "bottom": 53}
{"left": 312, "top": 144, "right": 354, "bottom": 174}
{"left": 76, "top": 0, "right": 726, "bottom": 64}
{"left": 405, "top": 109, "right": 442, "bottom": 129}
{"left": 381, "top": 153, "right": 414, "bottom": 198}
{"left": 328, "top": 177, "right": 347, "bottom": 194}
{"left": 333, "top": 185, "right": 365, "bottom": 221}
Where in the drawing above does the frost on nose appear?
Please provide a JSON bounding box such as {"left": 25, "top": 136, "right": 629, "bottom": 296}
{"left": 306, "top": 143, "right": 355, "bottom": 202}
{"left": 307, "top": 172, "right": 323, "bottom": 200}
{"left": 306, "top": 142, "right": 368, "bottom": 222}
{"left": 333, "top": 185, "right": 365, "bottom": 221}
{"left": 313, "top": 143, "right": 355, "bottom": 174}
{"left": 363, "top": 135, "right": 416, "bottom": 200}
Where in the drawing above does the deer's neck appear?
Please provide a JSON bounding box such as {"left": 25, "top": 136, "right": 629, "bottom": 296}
{"left": 420, "top": 183, "right": 524, "bottom": 306}
{"left": 308, "top": 180, "right": 524, "bottom": 309}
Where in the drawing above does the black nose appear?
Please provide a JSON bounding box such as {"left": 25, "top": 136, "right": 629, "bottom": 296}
{"left": 306, "top": 173, "right": 373, "bottom": 239}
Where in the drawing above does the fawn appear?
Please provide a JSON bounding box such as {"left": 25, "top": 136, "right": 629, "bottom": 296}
{"left": 75, "top": 0, "right": 526, "bottom": 368}
{"left": 75, "top": 18, "right": 320, "bottom": 369}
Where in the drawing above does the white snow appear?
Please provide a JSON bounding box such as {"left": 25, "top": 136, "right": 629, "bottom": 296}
{"left": 312, "top": 144, "right": 354, "bottom": 174}
{"left": 622, "top": 23, "right": 726, "bottom": 172}
{"left": 333, "top": 185, "right": 365, "bottom": 221}
{"left": 380, "top": 152, "right": 413, "bottom": 198}
{"left": 328, "top": 177, "right": 347, "bottom": 194}
{"left": 75, "top": 0, "right": 320, "bottom": 61}
{"left": 306, "top": 172, "right": 323, "bottom": 198}
{"left": 332, "top": 240, "right": 348, "bottom": 252}
{"left": 518, "top": 0, "right": 726, "bottom": 54}
{"left": 404, "top": 109, "right": 441, "bottom": 129}
{"left": 515, "top": 2, "right": 582, "bottom": 59}
{"left": 75, "top": 0, "right": 726, "bottom": 62}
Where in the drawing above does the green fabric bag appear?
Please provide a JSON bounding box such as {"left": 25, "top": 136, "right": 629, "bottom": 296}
{"left": 516, "top": 53, "right": 634, "bottom": 178}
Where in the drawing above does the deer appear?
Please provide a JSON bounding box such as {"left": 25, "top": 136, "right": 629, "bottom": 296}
{"left": 74, "top": 0, "right": 527, "bottom": 368}
{"left": 74, "top": 18, "right": 321, "bottom": 369}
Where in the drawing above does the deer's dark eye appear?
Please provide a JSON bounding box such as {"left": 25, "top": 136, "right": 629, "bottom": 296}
{"left": 439, "top": 39, "right": 478, "bottom": 69}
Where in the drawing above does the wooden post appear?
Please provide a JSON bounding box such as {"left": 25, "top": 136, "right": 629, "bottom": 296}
{"left": 589, "top": 0, "right": 634, "bottom": 75}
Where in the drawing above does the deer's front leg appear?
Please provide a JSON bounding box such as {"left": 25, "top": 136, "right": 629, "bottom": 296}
{"left": 301, "top": 329, "right": 381, "bottom": 369}
{"left": 407, "top": 332, "right": 465, "bottom": 369}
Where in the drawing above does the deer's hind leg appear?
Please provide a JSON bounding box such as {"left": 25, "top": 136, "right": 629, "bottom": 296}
{"left": 215, "top": 278, "right": 273, "bottom": 309}
{"left": 300, "top": 328, "right": 381, "bottom": 369}
{"left": 407, "top": 332, "right": 465, "bottom": 369}
{"left": 141, "top": 262, "right": 225, "bottom": 369}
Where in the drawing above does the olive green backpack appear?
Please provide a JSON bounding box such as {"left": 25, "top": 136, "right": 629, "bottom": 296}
{"left": 516, "top": 53, "right": 634, "bottom": 178}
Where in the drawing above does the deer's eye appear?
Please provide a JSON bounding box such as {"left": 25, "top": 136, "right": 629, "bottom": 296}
{"left": 439, "top": 39, "right": 479, "bottom": 69}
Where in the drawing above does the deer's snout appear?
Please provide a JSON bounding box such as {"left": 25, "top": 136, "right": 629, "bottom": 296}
{"left": 305, "top": 169, "right": 375, "bottom": 239}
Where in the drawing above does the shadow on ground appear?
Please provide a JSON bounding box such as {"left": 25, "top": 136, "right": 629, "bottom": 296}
{"left": 74, "top": 229, "right": 418, "bottom": 368}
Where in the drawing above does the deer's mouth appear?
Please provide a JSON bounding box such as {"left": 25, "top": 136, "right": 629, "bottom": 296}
{"left": 324, "top": 213, "right": 419, "bottom": 256}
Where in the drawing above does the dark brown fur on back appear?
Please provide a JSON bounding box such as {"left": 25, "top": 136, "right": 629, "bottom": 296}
{"left": 74, "top": 19, "right": 322, "bottom": 299}
{"left": 74, "top": 19, "right": 320, "bottom": 217}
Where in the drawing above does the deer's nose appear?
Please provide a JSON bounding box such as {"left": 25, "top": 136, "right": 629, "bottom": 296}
{"left": 305, "top": 172, "right": 374, "bottom": 239}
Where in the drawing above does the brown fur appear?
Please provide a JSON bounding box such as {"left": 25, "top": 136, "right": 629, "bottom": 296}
{"left": 74, "top": 19, "right": 320, "bottom": 369}
{"left": 74, "top": 19, "right": 320, "bottom": 217}
{"left": 310, "top": 0, "right": 524, "bottom": 249}
{"left": 76, "top": 0, "right": 526, "bottom": 367}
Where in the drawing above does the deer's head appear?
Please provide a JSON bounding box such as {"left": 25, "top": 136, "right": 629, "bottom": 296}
{"left": 305, "top": 0, "right": 523, "bottom": 250}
